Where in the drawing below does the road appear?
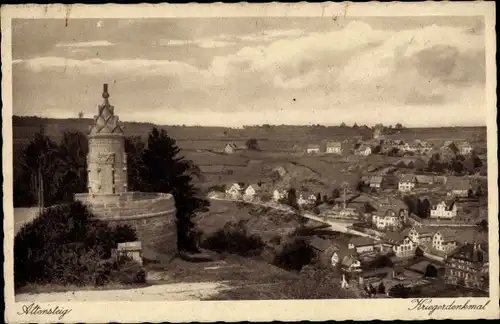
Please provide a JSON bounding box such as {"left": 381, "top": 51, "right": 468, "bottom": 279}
{"left": 208, "top": 196, "right": 379, "bottom": 240}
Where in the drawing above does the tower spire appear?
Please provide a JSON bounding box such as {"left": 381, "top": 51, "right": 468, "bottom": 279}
{"left": 102, "top": 83, "right": 110, "bottom": 105}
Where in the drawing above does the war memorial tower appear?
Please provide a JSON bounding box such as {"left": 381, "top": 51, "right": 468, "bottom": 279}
{"left": 75, "top": 84, "right": 177, "bottom": 258}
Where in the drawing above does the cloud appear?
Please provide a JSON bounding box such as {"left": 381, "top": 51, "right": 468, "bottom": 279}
{"left": 55, "top": 40, "right": 115, "bottom": 48}
{"left": 157, "top": 38, "right": 236, "bottom": 48}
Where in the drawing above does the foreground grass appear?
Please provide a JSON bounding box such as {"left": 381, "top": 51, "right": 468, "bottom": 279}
{"left": 15, "top": 281, "right": 151, "bottom": 295}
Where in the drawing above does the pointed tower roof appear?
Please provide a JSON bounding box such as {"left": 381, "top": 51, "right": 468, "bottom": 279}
{"left": 89, "top": 84, "right": 124, "bottom": 136}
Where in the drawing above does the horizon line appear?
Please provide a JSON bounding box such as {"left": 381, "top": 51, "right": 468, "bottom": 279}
{"left": 12, "top": 115, "right": 487, "bottom": 129}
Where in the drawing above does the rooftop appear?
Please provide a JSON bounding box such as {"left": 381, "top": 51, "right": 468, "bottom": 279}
{"left": 349, "top": 236, "right": 375, "bottom": 247}
{"left": 449, "top": 243, "right": 488, "bottom": 263}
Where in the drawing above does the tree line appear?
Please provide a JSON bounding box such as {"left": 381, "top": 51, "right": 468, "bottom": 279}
{"left": 14, "top": 126, "right": 209, "bottom": 252}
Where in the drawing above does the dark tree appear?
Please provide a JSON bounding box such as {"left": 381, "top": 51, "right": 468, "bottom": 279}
{"left": 331, "top": 188, "right": 340, "bottom": 199}
{"left": 315, "top": 193, "right": 322, "bottom": 206}
{"left": 378, "top": 281, "right": 386, "bottom": 294}
{"left": 15, "top": 127, "right": 63, "bottom": 207}
{"left": 54, "top": 131, "right": 89, "bottom": 203}
{"left": 133, "top": 128, "right": 209, "bottom": 252}
{"left": 245, "top": 138, "right": 259, "bottom": 151}
{"left": 395, "top": 123, "right": 403, "bottom": 130}
{"left": 125, "top": 136, "right": 146, "bottom": 191}
{"left": 340, "top": 122, "right": 346, "bottom": 127}
{"left": 286, "top": 188, "right": 299, "bottom": 210}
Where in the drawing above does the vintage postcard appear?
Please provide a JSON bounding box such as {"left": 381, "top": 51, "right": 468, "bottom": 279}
{"left": 2, "top": 2, "right": 499, "bottom": 322}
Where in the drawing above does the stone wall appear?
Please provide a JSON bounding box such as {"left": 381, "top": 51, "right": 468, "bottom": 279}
{"left": 75, "top": 192, "right": 177, "bottom": 257}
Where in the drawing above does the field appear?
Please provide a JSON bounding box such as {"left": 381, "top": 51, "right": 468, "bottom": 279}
{"left": 12, "top": 116, "right": 487, "bottom": 196}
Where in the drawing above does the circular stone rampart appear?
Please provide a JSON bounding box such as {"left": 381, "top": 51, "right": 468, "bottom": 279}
{"left": 75, "top": 192, "right": 177, "bottom": 257}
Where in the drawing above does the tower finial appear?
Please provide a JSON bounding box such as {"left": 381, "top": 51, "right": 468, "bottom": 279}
{"left": 103, "top": 83, "right": 109, "bottom": 99}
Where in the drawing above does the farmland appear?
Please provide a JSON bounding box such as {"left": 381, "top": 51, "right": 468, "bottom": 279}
{"left": 12, "top": 116, "right": 487, "bottom": 195}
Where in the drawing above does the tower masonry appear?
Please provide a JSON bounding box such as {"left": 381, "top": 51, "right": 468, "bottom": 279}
{"left": 75, "top": 84, "right": 177, "bottom": 259}
{"left": 87, "top": 84, "right": 128, "bottom": 194}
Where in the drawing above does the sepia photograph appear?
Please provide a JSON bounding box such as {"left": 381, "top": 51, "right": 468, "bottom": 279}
{"left": 2, "top": 2, "right": 498, "bottom": 322}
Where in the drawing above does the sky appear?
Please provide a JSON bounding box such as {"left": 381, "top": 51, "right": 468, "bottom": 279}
{"left": 11, "top": 16, "right": 486, "bottom": 127}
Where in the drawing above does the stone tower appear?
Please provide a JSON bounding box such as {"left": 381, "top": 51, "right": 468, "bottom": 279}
{"left": 87, "top": 84, "right": 128, "bottom": 194}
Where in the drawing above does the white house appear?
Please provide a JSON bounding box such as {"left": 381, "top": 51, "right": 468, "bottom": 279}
{"left": 432, "top": 230, "right": 458, "bottom": 253}
{"left": 272, "top": 189, "right": 287, "bottom": 202}
{"left": 326, "top": 141, "right": 342, "bottom": 154}
{"left": 372, "top": 209, "right": 400, "bottom": 231}
{"left": 447, "top": 178, "right": 472, "bottom": 197}
{"left": 356, "top": 145, "right": 372, "bottom": 156}
{"left": 457, "top": 141, "right": 473, "bottom": 155}
{"left": 223, "top": 143, "right": 238, "bottom": 154}
{"left": 307, "top": 144, "right": 321, "bottom": 154}
{"left": 408, "top": 226, "right": 434, "bottom": 245}
{"left": 243, "top": 184, "right": 260, "bottom": 202}
{"left": 430, "top": 201, "right": 458, "bottom": 219}
{"left": 369, "top": 176, "right": 383, "bottom": 189}
{"left": 384, "top": 232, "right": 417, "bottom": 258}
{"left": 308, "top": 194, "right": 317, "bottom": 204}
{"left": 296, "top": 194, "right": 309, "bottom": 206}
{"left": 398, "top": 174, "right": 416, "bottom": 192}
{"left": 225, "top": 183, "right": 242, "bottom": 200}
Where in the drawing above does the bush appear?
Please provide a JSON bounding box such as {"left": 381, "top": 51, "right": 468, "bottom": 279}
{"left": 274, "top": 237, "right": 315, "bottom": 271}
{"left": 200, "top": 221, "right": 264, "bottom": 257}
{"left": 14, "top": 201, "right": 139, "bottom": 288}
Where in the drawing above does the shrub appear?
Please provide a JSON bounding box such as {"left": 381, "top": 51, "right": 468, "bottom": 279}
{"left": 14, "top": 201, "right": 139, "bottom": 288}
{"left": 200, "top": 221, "right": 264, "bottom": 257}
{"left": 274, "top": 237, "right": 315, "bottom": 272}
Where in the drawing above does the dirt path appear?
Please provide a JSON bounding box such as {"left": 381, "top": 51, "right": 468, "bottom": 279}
{"left": 16, "top": 281, "right": 231, "bottom": 302}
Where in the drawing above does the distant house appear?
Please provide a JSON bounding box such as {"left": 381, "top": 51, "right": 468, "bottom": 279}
{"left": 430, "top": 200, "right": 458, "bottom": 219}
{"left": 372, "top": 209, "right": 400, "bottom": 231}
{"left": 457, "top": 141, "right": 473, "bottom": 155}
{"left": 225, "top": 183, "right": 243, "bottom": 200}
{"left": 432, "top": 230, "right": 458, "bottom": 253}
{"left": 355, "top": 144, "right": 372, "bottom": 156}
{"left": 326, "top": 141, "right": 342, "bottom": 154}
{"left": 348, "top": 237, "right": 376, "bottom": 254}
{"left": 447, "top": 178, "right": 472, "bottom": 197}
{"left": 243, "top": 184, "right": 261, "bottom": 202}
{"left": 369, "top": 176, "right": 384, "bottom": 189}
{"left": 272, "top": 189, "right": 286, "bottom": 202}
{"left": 308, "top": 237, "right": 338, "bottom": 267}
{"left": 444, "top": 242, "right": 489, "bottom": 289}
{"left": 223, "top": 143, "right": 239, "bottom": 154}
{"left": 306, "top": 144, "right": 321, "bottom": 154}
{"left": 383, "top": 232, "right": 416, "bottom": 258}
{"left": 408, "top": 226, "right": 434, "bottom": 245}
{"left": 398, "top": 174, "right": 416, "bottom": 192}
{"left": 297, "top": 194, "right": 309, "bottom": 206}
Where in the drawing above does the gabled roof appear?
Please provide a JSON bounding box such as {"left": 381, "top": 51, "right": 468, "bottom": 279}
{"left": 435, "top": 229, "right": 457, "bottom": 243}
{"left": 384, "top": 231, "right": 407, "bottom": 244}
{"left": 309, "top": 237, "right": 336, "bottom": 252}
{"left": 307, "top": 144, "right": 321, "bottom": 149}
{"left": 349, "top": 236, "right": 375, "bottom": 247}
{"left": 413, "top": 226, "right": 435, "bottom": 236}
{"left": 400, "top": 174, "right": 416, "bottom": 183}
{"left": 447, "top": 178, "right": 471, "bottom": 191}
{"left": 449, "top": 243, "right": 488, "bottom": 263}
{"left": 415, "top": 175, "right": 434, "bottom": 184}
{"left": 326, "top": 141, "right": 342, "bottom": 148}
{"left": 369, "top": 176, "right": 383, "bottom": 184}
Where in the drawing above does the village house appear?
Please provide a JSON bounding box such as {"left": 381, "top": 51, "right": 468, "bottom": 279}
{"left": 306, "top": 144, "right": 321, "bottom": 154}
{"left": 243, "top": 183, "right": 261, "bottom": 202}
{"left": 223, "top": 142, "right": 245, "bottom": 154}
{"left": 325, "top": 141, "right": 342, "bottom": 154}
{"left": 225, "top": 183, "right": 243, "bottom": 200}
{"left": 444, "top": 242, "right": 489, "bottom": 290}
{"left": 372, "top": 209, "right": 400, "bottom": 231}
{"left": 457, "top": 141, "right": 474, "bottom": 155}
{"left": 408, "top": 226, "right": 434, "bottom": 245}
{"left": 430, "top": 200, "right": 458, "bottom": 219}
{"left": 398, "top": 174, "right": 416, "bottom": 192}
{"left": 325, "top": 205, "right": 359, "bottom": 221}
{"left": 432, "top": 230, "right": 458, "bottom": 253}
{"left": 383, "top": 232, "right": 416, "bottom": 258}
{"left": 272, "top": 189, "right": 287, "bottom": 202}
{"left": 297, "top": 194, "right": 309, "bottom": 206}
{"left": 369, "top": 176, "right": 384, "bottom": 189}
{"left": 355, "top": 144, "right": 372, "bottom": 156}
{"left": 348, "top": 237, "right": 376, "bottom": 254}
{"left": 308, "top": 237, "right": 339, "bottom": 267}
{"left": 447, "top": 178, "right": 472, "bottom": 197}
{"left": 340, "top": 254, "right": 362, "bottom": 273}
